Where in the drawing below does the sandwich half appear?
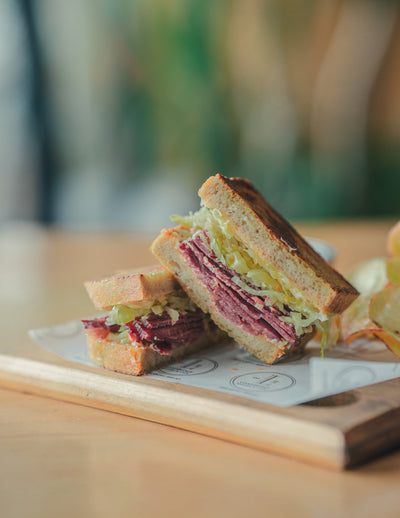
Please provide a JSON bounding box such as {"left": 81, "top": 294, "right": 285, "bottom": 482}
{"left": 151, "top": 174, "right": 359, "bottom": 364}
{"left": 82, "top": 266, "right": 222, "bottom": 375}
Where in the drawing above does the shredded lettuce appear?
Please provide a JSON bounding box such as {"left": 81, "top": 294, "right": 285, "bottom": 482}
{"left": 320, "top": 319, "right": 330, "bottom": 357}
{"left": 107, "top": 290, "right": 197, "bottom": 327}
{"left": 165, "top": 306, "right": 180, "bottom": 324}
{"left": 172, "top": 205, "right": 328, "bottom": 336}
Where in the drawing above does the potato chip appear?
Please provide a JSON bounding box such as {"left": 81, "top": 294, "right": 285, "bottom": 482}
{"left": 386, "top": 257, "right": 400, "bottom": 286}
{"left": 348, "top": 330, "right": 378, "bottom": 343}
{"left": 371, "top": 329, "right": 400, "bottom": 357}
{"left": 346, "top": 257, "right": 387, "bottom": 296}
{"left": 387, "top": 221, "right": 400, "bottom": 257}
{"left": 370, "top": 285, "right": 400, "bottom": 340}
{"left": 338, "top": 222, "right": 400, "bottom": 358}
{"left": 340, "top": 295, "right": 376, "bottom": 343}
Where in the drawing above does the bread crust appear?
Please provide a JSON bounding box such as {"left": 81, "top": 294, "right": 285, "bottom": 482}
{"left": 84, "top": 266, "right": 179, "bottom": 310}
{"left": 151, "top": 229, "right": 313, "bottom": 363}
{"left": 86, "top": 331, "right": 218, "bottom": 376}
{"left": 199, "top": 175, "right": 358, "bottom": 314}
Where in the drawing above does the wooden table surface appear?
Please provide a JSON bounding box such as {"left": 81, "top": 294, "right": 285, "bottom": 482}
{"left": 1, "top": 219, "right": 400, "bottom": 518}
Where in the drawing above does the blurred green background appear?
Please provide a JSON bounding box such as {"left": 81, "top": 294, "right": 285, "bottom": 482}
{"left": 1, "top": 0, "right": 400, "bottom": 232}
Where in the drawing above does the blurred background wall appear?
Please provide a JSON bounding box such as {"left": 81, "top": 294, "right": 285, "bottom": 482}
{"left": 1, "top": 0, "right": 400, "bottom": 233}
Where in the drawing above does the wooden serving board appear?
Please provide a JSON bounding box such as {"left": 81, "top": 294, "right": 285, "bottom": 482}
{"left": 0, "top": 341, "right": 399, "bottom": 471}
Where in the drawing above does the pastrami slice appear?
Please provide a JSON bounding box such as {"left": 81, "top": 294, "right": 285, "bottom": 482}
{"left": 82, "top": 317, "right": 121, "bottom": 339}
{"left": 83, "top": 310, "right": 208, "bottom": 356}
{"left": 180, "top": 231, "right": 305, "bottom": 346}
{"left": 126, "top": 311, "right": 206, "bottom": 348}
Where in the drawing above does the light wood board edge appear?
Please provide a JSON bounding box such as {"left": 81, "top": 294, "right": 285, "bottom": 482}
{"left": 0, "top": 353, "right": 346, "bottom": 470}
{"left": 343, "top": 404, "right": 400, "bottom": 468}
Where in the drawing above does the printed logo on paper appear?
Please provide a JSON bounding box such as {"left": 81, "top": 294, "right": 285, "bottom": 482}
{"left": 230, "top": 371, "right": 295, "bottom": 393}
{"left": 156, "top": 357, "right": 218, "bottom": 377}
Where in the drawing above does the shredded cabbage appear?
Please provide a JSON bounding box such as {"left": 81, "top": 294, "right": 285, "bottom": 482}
{"left": 172, "top": 205, "right": 328, "bottom": 335}
{"left": 106, "top": 290, "right": 196, "bottom": 328}
{"left": 165, "top": 306, "right": 180, "bottom": 324}
{"left": 320, "top": 319, "right": 330, "bottom": 357}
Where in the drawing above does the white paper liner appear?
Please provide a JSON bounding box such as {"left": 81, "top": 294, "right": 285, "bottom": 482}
{"left": 28, "top": 320, "right": 400, "bottom": 407}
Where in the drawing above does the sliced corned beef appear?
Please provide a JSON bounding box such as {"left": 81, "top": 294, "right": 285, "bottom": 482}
{"left": 82, "top": 317, "right": 121, "bottom": 339}
{"left": 180, "top": 230, "right": 302, "bottom": 346}
{"left": 82, "top": 310, "right": 207, "bottom": 355}
{"left": 125, "top": 311, "right": 205, "bottom": 354}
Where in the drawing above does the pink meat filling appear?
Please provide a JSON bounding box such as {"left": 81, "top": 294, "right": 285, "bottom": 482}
{"left": 180, "top": 231, "right": 302, "bottom": 346}
{"left": 82, "top": 310, "right": 207, "bottom": 355}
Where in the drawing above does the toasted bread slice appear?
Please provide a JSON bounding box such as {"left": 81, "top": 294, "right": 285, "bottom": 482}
{"left": 151, "top": 228, "right": 313, "bottom": 363}
{"left": 87, "top": 332, "right": 215, "bottom": 376}
{"left": 84, "top": 266, "right": 179, "bottom": 310}
{"left": 199, "top": 174, "right": 358, "bottom": 314}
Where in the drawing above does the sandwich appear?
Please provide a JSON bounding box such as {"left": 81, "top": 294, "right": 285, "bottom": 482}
{"left": 82, "top": 266, "right": 222, "bottom": 375}
{"left": 151, "top": 174, "right": 359, "bottom": 364}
